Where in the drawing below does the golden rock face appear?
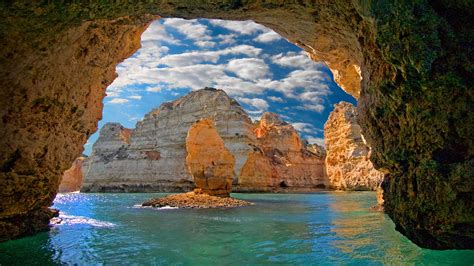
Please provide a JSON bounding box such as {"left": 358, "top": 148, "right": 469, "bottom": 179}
{"left": 186, "top": 119, "right": 235, "bottom": 197}
{"left": 58, "top": 157, "right": 85, "bottom": 193}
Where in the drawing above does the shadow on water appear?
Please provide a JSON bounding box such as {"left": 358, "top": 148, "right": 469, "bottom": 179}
{"left": 0, "top": 192, "right": 473, "bottom": 265}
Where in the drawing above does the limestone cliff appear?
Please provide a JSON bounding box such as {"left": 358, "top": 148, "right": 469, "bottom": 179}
{"left": 82, "top": 89, "right": 328, "bottom": 193}
{"left": 325, "top": 102, "right": 384, "bottom": 191}
{"left": 237, "top": 113, "right": 328, "bottom": 192}
{"left": 58, "top": 157, "right": 86, "bottom": 193}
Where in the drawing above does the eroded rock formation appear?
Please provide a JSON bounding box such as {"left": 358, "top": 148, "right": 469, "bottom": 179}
{"left": 0, "top": 1, "right": 472, "bottom": 249}
{"left": 325, "top": 102, "right": 384, "bottom": 191}
{"left": 186, "top": 119, "right": 235, "bottom": 197}
{"left": 58, "top": 156, "right": 86, "bottom": 193}
{"left": 237, "top": 112, "right": 328, "bottom": 192}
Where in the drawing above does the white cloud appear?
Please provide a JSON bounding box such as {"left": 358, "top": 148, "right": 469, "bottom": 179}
{"left": 107, "top": 98, "right": 129, "bottom": 104}
{"left": 217, "top": 34, "right": 237, "bottom": 45}
{"left": 141, "top": 20, "right": 180, "bottom": 45}
{"left": 237, "top": 97, "right": 269, "bottom": 111}
{"left": 128, "top": 95, "right": 142, "bottom": 100}
{"left": 298, "top": 104, "right": 325, "bottom": 113}
{"left": 227, "top": 58, "right": 270, "bottom": 81}
{"left": 163, "top": 18, "right": 211, "bottom": 40}
{"left": 254, "top": 31, "right": 281, "bottom": 43}
{"left": 145, "top": 85, "right": 163, "bottom": 92}
{"left": 271, "top": 51, "right": 322, "bottom": 69}
{"left": 195, "top": 40, "right": 216, "bottom": 48}
{"left": 155, "top": 44, "right": 262, "bottom": 67}
{"left": 292, "top": 122, "right": 316, "bottom": 133}
{"left": 268, "top": 96, "right": 284, "bottom": 103}
{"left": 209, "top": 19, "right": 267, "bottom": 35}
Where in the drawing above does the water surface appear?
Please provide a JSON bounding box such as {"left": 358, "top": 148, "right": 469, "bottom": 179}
{"left": 0, "top": 192, "right": 472, "bottom": 265}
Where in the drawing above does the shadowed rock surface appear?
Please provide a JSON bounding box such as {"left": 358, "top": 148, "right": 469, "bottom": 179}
{"left": 0, "top": 1, "right": 472, "bottom": 248}
{"left": 58, "top": 156, "right": 86, "bottom": 193}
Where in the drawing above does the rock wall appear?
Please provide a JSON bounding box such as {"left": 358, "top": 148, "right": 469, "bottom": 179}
{"left": 0, "top": 1, "right": 472, "bottom": 249}
{"left": 186, "top": 119, "right": 235, "bottom": 197}
{"left": 237, "top": 113, "right": 328, "bottom": 192}
{"left": 324, "top": 102, "right": 384, "bottom": 191}
{"left": 58, "top": 157, "right": 86, "bottom": 193}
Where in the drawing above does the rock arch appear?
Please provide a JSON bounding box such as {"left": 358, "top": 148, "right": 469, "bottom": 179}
{"left": 0, "top": 2, "right": 472, "bottom": 249}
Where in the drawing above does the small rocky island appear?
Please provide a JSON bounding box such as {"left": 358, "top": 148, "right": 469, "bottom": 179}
{"left": 143, "top": 119, "right": 251, "bottom": 208}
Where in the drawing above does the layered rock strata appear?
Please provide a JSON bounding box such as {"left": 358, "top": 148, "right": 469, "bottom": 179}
{"left": 58, "top": 156, "right": 86, "bottom": 193}
{"left": 237, "top": 112, "right": 328, "bottom": 192}
{"left": 83, "top": 89, "right": 327, "bottom": 193}
{"left": 1, "top": 1, "right": 471, "bottom": 249}
{"left": 325, "top": 102, "right": 384, "bottom": 191}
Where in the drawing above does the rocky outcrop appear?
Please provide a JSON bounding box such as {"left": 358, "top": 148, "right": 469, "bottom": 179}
{"left": 324, "top": 102, "right": 384, "bottom": 191}
{"left": 1, "top": 1, "right": 472, "bottom": 249}
{"left": 82, "top": 89, "right": 327, "bottom": 193}
{"left": 58, "top": 157, "right": 86, "bottom": 193}
{"left": 237, "top": 113, "right": 328, "bottom": 192}
{"left": 142, "top": 191, "right": 251, "bottom": 209}
{"left": 186, "top": 119, "right": 235, "bottom": 197}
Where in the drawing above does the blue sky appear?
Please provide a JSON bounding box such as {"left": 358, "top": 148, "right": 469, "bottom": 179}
{"left": 84, "top": 19, "right": 356, "bottom": 155}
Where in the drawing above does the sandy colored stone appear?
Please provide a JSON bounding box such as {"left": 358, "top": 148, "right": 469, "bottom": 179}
{"left": 186, "top": 119, "right": 235, "bottom": 197}
{"left": 238, "top": 112, "right": 328, "bottom": 192}
{"left": 325, "top": 102, "right": 384, "bottom": 191}
{"left": 142, "top": 191, "right": 252, "bottom": 209}
{"left": 58, "top": 157, "right": 86, "bottom": 193}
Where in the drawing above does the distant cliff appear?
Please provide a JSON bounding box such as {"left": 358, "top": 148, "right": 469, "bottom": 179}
{"left": 81, "top": 88, "right": 328, "bottom": 192}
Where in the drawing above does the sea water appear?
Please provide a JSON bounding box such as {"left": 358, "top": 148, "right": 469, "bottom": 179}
{"left": 0, "top": 192, "right": 472, "bottom": 265}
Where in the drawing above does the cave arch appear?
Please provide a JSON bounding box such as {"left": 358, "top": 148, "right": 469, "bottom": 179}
{"left": 0, "top": 2, "right": 472, "bottom": 249}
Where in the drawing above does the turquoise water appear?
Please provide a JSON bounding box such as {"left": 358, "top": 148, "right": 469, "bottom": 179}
{"left": 0, "top": 192, "right": 472, "bottom": 265}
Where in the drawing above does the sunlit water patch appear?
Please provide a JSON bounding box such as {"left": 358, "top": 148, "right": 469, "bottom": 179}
{"left": 0, "top": 192, "right": 473, "bottom": 265}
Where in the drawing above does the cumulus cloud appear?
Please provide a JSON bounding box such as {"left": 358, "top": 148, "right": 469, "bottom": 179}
{"left": 268, "top": 96, "right": 284, "bottom": 103}
{"left": 128, "top": 95, "right": 142, "bottom": 100}
{"left": 237, "top": 97, "right": 269, "bottom": 111}
{"left": 107, "top": 98, "right": 129, "bottom": 104}
{"left": 254, "top": 31, "right": 281, "bottom": 43}
{"left": 209, "top": 19, "right": 267, "bottom": 35}
{"left": 292, "top": 122, "right": 316, "bottom": 133}
{"left": 141, "top": 21, "right": 180, "bottom": 45}
{"left": 227, "top": 58, "right": 270, "bottom": 81}
{"left": 163, "top": 18, "right": 211, "bottom": 40}
{"left": 298, "top": 104, "right": 325, "bottom": 113}
{"left": 271, "top": 51, "right": 322, "bottom": 69}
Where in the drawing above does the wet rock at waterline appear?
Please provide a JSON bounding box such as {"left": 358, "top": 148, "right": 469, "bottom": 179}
{"left": 142, "top": 191, "right": 252, "bottom": 209}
